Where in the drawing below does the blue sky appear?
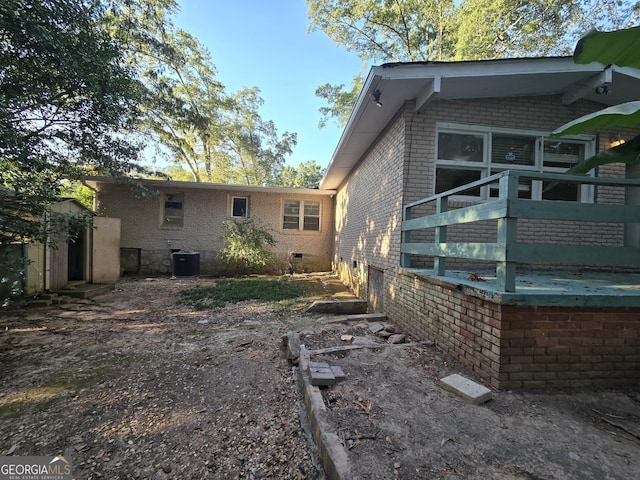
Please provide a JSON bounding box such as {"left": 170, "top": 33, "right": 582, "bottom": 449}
{"left": 174, "top": 0, "right": 364, "bottom": 169}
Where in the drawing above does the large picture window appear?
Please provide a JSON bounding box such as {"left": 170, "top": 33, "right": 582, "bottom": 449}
{"left": 435, "top": 124, "right": 595, "bottom": 202}
{"left": 283, "top": 200, "right": 320, "bottom": 231}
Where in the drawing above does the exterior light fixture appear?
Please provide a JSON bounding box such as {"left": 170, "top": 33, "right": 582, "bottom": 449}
{"left": 371, "top": 90, "right": 383, "bottom": 107}
{"left": 610, "top": 134, "right": 625, "bottom": 148}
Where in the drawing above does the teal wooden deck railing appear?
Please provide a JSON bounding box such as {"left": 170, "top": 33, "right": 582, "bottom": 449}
{"left": 401, "top": 170, "right": 640, "bottom": 292}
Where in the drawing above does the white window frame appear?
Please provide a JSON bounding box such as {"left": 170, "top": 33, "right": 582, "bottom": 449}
{"left": 282, "top": 199, "right": 321, "bottom": 232}
{"left": 230, "top": 196, "right": 249, "bottom": 218}
{"left": 434, "top": 123, "right": 596, "bottom": 202}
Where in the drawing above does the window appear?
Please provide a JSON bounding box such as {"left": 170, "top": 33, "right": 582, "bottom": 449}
{"left": 435, "top": 124, "right": 595, "bottom": 202}
{"left": 283, "top": 200, "right": 320, "bottom": 231}
{"left": 163, "top": 192, "right": 184, "bottom": 227}
{"left": 231, "top": 196, "right": 249, "bottom": 218}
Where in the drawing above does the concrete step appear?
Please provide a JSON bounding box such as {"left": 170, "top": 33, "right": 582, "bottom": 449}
{"left": 57, "top": 283, "right": 115, "bottom": 299}
{"left": 306, "top": 299, "right": 369, "bottom": 314}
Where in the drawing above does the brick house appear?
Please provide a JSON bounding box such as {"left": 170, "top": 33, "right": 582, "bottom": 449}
{"left": 85, "top": 178, "right": 335, "bottom": 275}
{"left": 320, "top": 57, "right": 640, "bottom": 389}
{"left": 88, "top": 57, "right": 640, "bottom": 389}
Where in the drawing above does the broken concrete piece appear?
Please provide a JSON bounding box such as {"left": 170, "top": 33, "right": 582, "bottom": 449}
{"left": 320, "top": 313, "right": 388, "bottom": 325}
{"left": 368, "top": 322, "right": 385, "bottom": 334}
{"left": 439, "top": 373, "right": 492, "bottom": 405}
{"left": 330, "top": 366, "right": 346, "bottom": 382}
{"left": 282, "top": 331, "right": 301, "bottom": 364}
{"left": 308, "top": 361, "right": 336, "bottom": 386}
{"left": 387, "top": 334, "right": 406, "bottom": 344}
{"left": 377, "top": 330, "right": 393, "bottom": 338}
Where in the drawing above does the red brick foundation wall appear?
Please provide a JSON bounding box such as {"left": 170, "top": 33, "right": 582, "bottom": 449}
{"left": 500, "top": 306, "right": 640, "bottom": 390}
{"left": 388, "top": 269, "right": 640, "bottom": 390}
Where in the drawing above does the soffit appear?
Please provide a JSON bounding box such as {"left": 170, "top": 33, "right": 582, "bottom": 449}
{"left": 320, "top": 57, "right": 640, "bottom": 190}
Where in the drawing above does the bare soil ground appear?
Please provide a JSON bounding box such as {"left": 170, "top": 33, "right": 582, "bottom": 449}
{"left": 1, "top": 274, "right": 639, "bottom": 480}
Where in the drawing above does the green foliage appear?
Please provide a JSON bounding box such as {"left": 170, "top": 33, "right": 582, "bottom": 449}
{"left": 111, "top": 1, "right": 296, "bottom": 184}
{"left": 573, "top": 19, "right": 640, "bottom": 68}
{"left": 553, "top": 25, "right": 640, "bottom": 173}
{"left": 61, "top": 181, "right": 95, "bottom": 209}
{"left": 307, "top": 0, "right": 640, "bottom": 125}
{"left": 0, "top": 0, "right": 147, "bottom": 246}
{"left": 179, "top": 277, "right": 304, "bottom": 310}
{"left": 219, "top": 219, "right": 276, "bottom": 273}
{"left": 275, "top": 161, "right": 326, "bottom": 188}
{"left": 315, "top": 78, "right": 363, "bottom": 128}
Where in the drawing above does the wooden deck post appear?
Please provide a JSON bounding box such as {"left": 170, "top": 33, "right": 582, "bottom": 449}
{"left": 434, "top": 196, "right": 448, "bottom": 276}
{"left": 496, "top": 173, "right": 518, "bottom": 292}
{"left": 401, "top": 207, "right": 411, "bottom": 268}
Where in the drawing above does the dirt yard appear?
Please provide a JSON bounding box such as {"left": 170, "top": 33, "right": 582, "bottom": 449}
{"left": 1, "top": 274, "right": 639, "bottom": 480}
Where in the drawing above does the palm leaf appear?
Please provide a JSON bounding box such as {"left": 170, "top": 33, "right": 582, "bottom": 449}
{"left": 566, "top": 133, "right": 640, "bottom": 175}
{"left": 574, "top": 26, "right": 640, "bottom": 69}
{"left": 552, "top": 102, "right": 640, "bottom": 136}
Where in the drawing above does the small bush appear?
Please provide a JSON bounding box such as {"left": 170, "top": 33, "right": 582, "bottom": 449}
{"left": 219, "top": 218, "right": 276, "bottom": 273}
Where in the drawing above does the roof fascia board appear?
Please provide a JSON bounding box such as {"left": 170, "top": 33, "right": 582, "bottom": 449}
{"left": 613, "top": 64, "right": 640, "bottom": 79}
{"left": 84, "top": 177, "right": 336, "bottom": 196}
{"left": 379, "top": 58, "right": 603, "bottom": 81}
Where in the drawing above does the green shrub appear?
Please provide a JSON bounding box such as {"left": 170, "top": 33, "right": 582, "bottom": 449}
{"left": 219, "top": 218, "right": 276, "bottom": 273}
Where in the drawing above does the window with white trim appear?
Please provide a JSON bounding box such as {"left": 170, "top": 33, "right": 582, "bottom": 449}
{"left": 435, "top": 124, "right": 595, "bottom": 202}
{"left": 163, "top": 192, "right": 184, "bottom": 227}
{"left": 230, "top": 196, "right": 249, "bottom": 218}
{"left": 283, "top": 200, "right": 320, "bottom": 231}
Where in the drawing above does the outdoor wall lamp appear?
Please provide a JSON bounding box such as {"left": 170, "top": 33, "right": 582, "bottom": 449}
{"left": 371, "top": 90, "right": 383, "bottom": 107}
{"left": 610, "top": 134, "right": 626, "bottom": 148}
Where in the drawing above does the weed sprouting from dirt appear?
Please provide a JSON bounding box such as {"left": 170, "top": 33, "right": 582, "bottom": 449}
{"left": 178, "top": 277, "right": 305, "bottom": 310}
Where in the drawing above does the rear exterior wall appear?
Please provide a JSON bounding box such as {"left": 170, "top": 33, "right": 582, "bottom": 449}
{"left": 94, "top": 184, "right": 334, "bottom": 275}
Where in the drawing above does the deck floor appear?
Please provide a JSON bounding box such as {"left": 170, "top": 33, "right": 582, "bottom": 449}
{"left": 408, "top": 269, "right": 640, "bottom": 307}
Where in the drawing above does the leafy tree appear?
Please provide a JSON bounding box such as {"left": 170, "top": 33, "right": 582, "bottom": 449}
{"left": 61, "top": 182, "right": 95, "bottom": 210}
{"left": 219, "top": 218, "right": 276, "bottom": 274}
{"left": 307, "top": 0, "right": 639, "bottom": 127}
{"left": 111, "top": 1, "right": 296, "bottom": 184}
{"left": 0, "top": 0, "right": 145, "bottom": 247}
{"left": 275, "top": 161, "right": 326, "bottom": 188}
{"left": 216, "top": 88, "right": 297, "bottom": 186}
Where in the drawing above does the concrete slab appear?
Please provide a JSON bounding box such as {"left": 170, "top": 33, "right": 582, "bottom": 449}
{"left": 439, "top": 373, "right": 492, "bottom": 405}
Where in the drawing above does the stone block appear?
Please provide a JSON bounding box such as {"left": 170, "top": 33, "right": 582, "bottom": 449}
{"left": 439, "top": 373, "right": 492, "bottom": 405}
{"left": 308, "top": 361, "right": 336, "bottom": 386}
